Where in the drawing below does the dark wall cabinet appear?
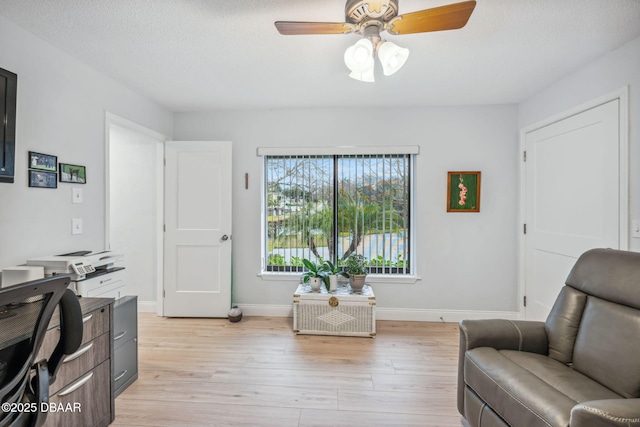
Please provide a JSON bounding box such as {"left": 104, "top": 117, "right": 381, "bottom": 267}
{"left": 0, "top": 67, "right": 17, "bottom": 184}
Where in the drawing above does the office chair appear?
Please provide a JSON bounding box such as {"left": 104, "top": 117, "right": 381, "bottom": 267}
{"left": 0, "top": 276, "right": 83, "bottom": 427}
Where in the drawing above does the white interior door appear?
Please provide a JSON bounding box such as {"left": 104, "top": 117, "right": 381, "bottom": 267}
{"left": 524, "top": 100, "right": 621, "bottom": 320}
{"left": 164, "top": 141, "right": 232, "bottom": 317}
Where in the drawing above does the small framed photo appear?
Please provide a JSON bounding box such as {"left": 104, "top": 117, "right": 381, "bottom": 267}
{"left": 59, "top": 163, "right": 86, "bottom": 184}
{"left": 447, "top": 171, "right": 481, "bottom": 212}
{"left": 29, "top": 170, "right": 57, "bottom": 188}
{"left": 29, "top": 151, "right": 57, "bottom": 172}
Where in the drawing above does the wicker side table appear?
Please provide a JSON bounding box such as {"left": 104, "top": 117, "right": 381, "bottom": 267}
{"left": 292, "top": 283, "right": 376, "bottom": 337}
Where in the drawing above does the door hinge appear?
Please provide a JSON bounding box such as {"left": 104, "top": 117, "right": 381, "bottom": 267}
{"left": 523, "top": 224, "right": 527, "bottom": 234}
{"left": 163, "top": 224, "right": 166, "bottom": 232}
{"left": 524, "top": 296, "right": 527, "bottom": 307}
{"left": 164, "top": 158, "right": 166, "bottom": 166}
{"left": 523, "top": 151, "right": 527, "bottom": 162}
{"left": 163, "top": 289, "right": 165, "bottom": 298}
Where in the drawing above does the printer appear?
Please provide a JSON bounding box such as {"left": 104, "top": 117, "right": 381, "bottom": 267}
{"left": 26, "top": 250, "right": 125, "bottom": 299}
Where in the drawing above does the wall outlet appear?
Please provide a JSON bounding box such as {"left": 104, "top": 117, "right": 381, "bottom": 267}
{"left": 633, "top": 219, "right": 640, "bottom": 239}
{"left": 72, "top": 218, "right": 83, "bottom": 235}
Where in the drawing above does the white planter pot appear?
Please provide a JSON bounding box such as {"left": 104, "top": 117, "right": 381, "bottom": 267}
{"left": 349, "top": 275, "right": 367, "bottom": 291}
{"left": 309, "top": 277, "right": 322, "bottom": 292}
{"left": 329, "top": 275, "right": 338, "bottom": 292}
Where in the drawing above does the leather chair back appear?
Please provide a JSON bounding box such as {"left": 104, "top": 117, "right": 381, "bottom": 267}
{"left": 545, "top": 248, "right": 640, "bottom": 398}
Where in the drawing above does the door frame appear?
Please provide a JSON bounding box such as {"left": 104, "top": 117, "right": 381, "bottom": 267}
{"left": 517, "top": 87, "right": 629, "bottom": 318}
{"left": 104, "top": 112, "right": 168, "bottom": 315}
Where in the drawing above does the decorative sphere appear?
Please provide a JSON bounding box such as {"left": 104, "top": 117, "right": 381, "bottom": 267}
{"left": 228, "top": 305, "right": 242, "bottom": 322}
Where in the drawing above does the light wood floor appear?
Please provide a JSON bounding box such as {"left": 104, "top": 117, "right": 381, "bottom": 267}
{"left": 112, "top": 314, "right": 464, "bottom": 427}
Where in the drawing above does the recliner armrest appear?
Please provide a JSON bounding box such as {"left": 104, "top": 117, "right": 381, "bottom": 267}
{"left": 457, "top": 319, "right": 548, "bottom": 416}
{"left": 571, "top": 399, "right": 640, "bottom": 427}
{"left": 459, "top": 319, "right": 548, "bottom": 354}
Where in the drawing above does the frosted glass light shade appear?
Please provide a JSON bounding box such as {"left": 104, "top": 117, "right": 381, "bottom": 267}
{"left": 344, "top": 38, "right": 375, "bottom": 78}
{"left": 348, "top": 68, "right": 375, "bottom": 83}
{"left": 378, "top": 41, "right": 409, "bottom": 76}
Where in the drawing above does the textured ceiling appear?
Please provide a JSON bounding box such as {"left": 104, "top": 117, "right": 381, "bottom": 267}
{"left": 1, "top": 0, "right": 639, "bottom": 112}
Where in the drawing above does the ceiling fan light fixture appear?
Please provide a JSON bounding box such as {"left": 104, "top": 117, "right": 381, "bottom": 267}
{"left": 276, "top": 0, "right": 477, "bottom": 81}
{"left": 348, "top": 68, "right": 375, "bottom": 83}
{"left": 377, "top": 41, "right": 409, "bottom": 76}
{"left": 344, "top": 38, "right": 375, "bottom": 74}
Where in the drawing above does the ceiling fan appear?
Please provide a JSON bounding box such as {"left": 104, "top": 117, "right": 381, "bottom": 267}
{"left": 275, "top": 0, "right": 477, "bottom": 82}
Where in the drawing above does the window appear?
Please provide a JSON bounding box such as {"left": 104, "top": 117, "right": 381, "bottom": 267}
{"left": 263, "top": 151, "right": 413, "bottom": 275}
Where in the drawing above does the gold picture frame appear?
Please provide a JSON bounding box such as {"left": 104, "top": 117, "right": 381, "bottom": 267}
{"left": 447, "top": 171, "right": 481, "bottom": 212}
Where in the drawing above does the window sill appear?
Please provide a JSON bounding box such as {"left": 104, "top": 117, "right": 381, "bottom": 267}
{"left": 257, "top": 273, "right": 301, "bottom": 282}
{"left": 365, "top": 275, "right": 421, "bottom": 284}
{"left": 257, "top": 272, "right": 420, "bottom": 284}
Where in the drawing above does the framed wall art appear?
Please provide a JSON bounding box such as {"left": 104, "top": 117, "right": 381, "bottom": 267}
{"left": 59, "top": 163, "right": 86, "bottom": 184}
{"left": 447, "top": 171, "right": 481, "bottom": 212}
{"left": 29, "top": 170, "right": 57, "bottom": 188}
{"left": 28, "top": 151, "right": 57, "bottom": 172}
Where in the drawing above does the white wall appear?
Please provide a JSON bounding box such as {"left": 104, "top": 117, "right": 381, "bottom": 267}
{"left": 109, "top": 124, "right": 163, "bottom": 303}
{"left": 0, "top": 15, "right": 172, "bottom": 271}
{"left": 6, "top": 9, "right": 634, "bottom": 318}
{"left": 174, "top": 105, "right": 520, "bottom": 316}
{"left": 519, "top": 35, "right": 640, "bottom": 252}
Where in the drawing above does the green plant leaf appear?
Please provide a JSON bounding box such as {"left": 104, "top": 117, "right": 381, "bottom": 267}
{"left": 302, "top": 258, "right": 317, "bottom": 273}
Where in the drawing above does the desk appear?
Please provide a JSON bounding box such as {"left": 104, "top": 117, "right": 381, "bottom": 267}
{"left": 293, "top": 284, "right": 376, "bottom": 337}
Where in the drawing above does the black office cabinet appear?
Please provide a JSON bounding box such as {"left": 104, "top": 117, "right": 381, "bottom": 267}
{"left": 113, "top": 295, "right": 138, "bottom": 397}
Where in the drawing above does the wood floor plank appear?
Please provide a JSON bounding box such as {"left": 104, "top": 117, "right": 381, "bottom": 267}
{"left": 114, "top": 314, "right": 464, "bottom": 426}
{"left": 392, "top": 358, "right": 459, "bottom": 376}
{"left": 112, "top": 399, "right": 301, "bottom": 427}
{"left": 338, "top": 389, "right": 458, "bottom": 416}
{"left": 244, "top": 353, "right": 396, "bottom": 374}
{"left": 372, "top": 372, "right": 457, "bottom": 392}
{"left": 209, "top": 367, "right": 375, "bottom": 390}
{"left": 122, "top": 379, "right": 338, "bottom": 411}
{"left": 299, "top": 408, "right": 463, "bottom": 427}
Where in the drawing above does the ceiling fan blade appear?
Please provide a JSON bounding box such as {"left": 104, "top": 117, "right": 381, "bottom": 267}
{"left": 275, "top": 21, "right": 354, "bottom": 35}
{"left": 388, "top": 0, "right": 476, "bottom": 35}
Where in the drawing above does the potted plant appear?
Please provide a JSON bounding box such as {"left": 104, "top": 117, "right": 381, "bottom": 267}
{"left": 301, "top": 258, "right": 328, "bottom": 292}
{"left": 320, "top": 260, "right": 346, "bottom": 292}
{"left": 343, "top": 254, "right": 368, "bottom": 291}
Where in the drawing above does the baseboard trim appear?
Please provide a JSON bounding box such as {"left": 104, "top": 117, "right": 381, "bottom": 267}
{"left": 375, "top": 308, "right": 520, "bottom": 322}
{"left": 137, "top": 300, "right": 157, "bottom": 313}
{"left": 237, "top": 304, "right": 293, "bottom": 318}
{"left": 236, "top": 304, "right": 520, "bottom": 322}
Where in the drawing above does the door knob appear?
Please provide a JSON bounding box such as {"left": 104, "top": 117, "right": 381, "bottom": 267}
{"left": 221, "top": 235, "right": 229, "bottom": 241}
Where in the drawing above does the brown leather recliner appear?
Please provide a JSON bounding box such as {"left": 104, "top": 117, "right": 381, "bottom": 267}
{"left": 457, "top": 248, "right": 640, "bottom": 427}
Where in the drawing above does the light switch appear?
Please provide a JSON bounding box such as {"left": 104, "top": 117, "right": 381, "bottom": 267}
{"left": 633, "top": 220, "right": 640, "bottom": 239}
{"left": 72, "top": 218, "right": 83, "bottom": 235}
{"left": 72, "top": 188, "right": 83, "bottom": 204}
